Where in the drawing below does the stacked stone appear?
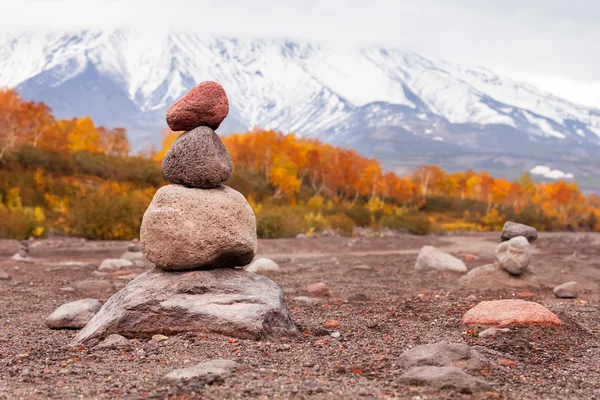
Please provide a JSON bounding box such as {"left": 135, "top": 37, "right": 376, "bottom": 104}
{"left": 73, "top": 82, "right": 297, "bottom": 344}
{"left": 460, "top": 221, "right": 540, "bottom": 290}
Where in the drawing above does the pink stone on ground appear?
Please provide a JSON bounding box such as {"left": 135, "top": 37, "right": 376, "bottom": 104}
{"left": 462, "top": 299, "right": 562, "bottom": 327}
{"left": 166, "top": 81, "right": 229, "bottom": 131}
{"left": 307, "top": 282, "right": 329, "bottom": 297}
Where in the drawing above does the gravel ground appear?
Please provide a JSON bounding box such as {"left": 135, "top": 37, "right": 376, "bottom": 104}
{"left": 0, "top": 233, "right": 599, "bottom": 399}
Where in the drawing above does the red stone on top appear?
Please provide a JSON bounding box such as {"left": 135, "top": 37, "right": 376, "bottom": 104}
{"left": 166, "top": 81, "right": 229, "bottom": 132}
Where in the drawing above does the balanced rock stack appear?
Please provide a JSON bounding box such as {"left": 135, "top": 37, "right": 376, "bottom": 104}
{"left": 460, "top": 221, "right": 540, "bottom": 290}
{"left": 74, "top": 81, "right": 297, "bottom": 344}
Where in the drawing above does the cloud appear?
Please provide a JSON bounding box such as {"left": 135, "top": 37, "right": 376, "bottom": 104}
{"left": 1, "top": 0, "right": 599, "bottom": 107}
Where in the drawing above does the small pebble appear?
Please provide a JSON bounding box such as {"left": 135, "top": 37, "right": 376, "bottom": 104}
{"left": 152, "top": 334, "right": 169, "bottom": 343}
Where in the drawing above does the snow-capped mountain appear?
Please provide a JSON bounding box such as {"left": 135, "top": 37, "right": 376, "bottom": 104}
{"left": 2, "top": 30, "right": 600, "bottom": 188}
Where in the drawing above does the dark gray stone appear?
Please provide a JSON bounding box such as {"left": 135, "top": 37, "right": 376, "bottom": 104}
{"left": 553, "top": 281, "right": 579, "bottom": 298}
{"left": 501, "top": 221, "right": 538, "bottom": 243}
{"left": 162, "top": 126, "right": 232, "bottom": 189}
{"left": 93, "top": 334, "right": 132, "bottom": 350}
{"left": 399, "top": 366, "right": 492, "bottom": 394}
{"left": 399, "top": 342, "right": 491, "bottom": 372}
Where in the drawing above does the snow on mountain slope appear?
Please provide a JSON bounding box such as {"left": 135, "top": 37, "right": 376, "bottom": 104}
{"left": 2, "top": 29, "right": 600, "bottom": 188}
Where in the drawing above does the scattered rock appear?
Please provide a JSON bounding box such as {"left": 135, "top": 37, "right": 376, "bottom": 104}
{"left": 120, "top": 251, "right": 146, "bottom": 263}
{"left": 245, "top": 258, "right": 281, "bottom": 275}
{"left": 114, "top": 273, "right": 139, "bottom": 281}
{"left": 307, "top": 282, "right": 329, "bottom": 297}
{"left": 140, "top": 184, "right": 257, "bottom": 271}
{"left": 515, "top": 291, "right": 535, "bottom": 298}
{"left": 553, "top": 281, "right": 579, "bottom": 298}
{"left": 73, "top": 268, "right": 298, "bottom": 343}
{"left": 93, "top": 334, "right": 132, "bottom": 351}
{"left": 399, "top": 342, "right": 491, "bottom": 372}
{"left": 162, "top": 126, "right": 232, "bottom": 189}
{"left": 459, "top": 263, "right": 540, "bottom": 290}
{"left": 74, "top": 280, "right": 114, "bottom": 292}
{"left": 91, "top": 271, "right": 110, "bottom": 277}
{"left": 415, "top": 246, "right": 467, "bottom": 273}
{"left": 478, "top": 327, "right": 511, "bottom": 338}
{"left": 466, "top": 295, "right": 477, "bottom": 302}
{"left": 292, "top": 296, "right": 322, "bottom": 303}
{"left": 462, "top": 299, "right": 563, "bottom": 327}
{"left": 166, "top": 81, "right": 229, "bottom": 131}
{"left": 347, "top": 293, "right": 369, "bottom": 302}
{"left": 0, "top": 270, "right": 11, "bottom": 281}
{"left": 464, "top": 254, "right": 478, "bottom": 262}
{"left": 323, "top": 320, "right": 340, "bottom": 328}
{"left": 152, "top": 334, "right": 169, "bottom": 343}
{"left": 501, "top": 221, "right": 538, "bottom": 243}
{"left": 59, "top": 286, "right": 74, "bottom": 292}
{"left": 330, "top": 332, "right": 341, "bottom": 339}
{"left": 45, "top": 298, "right": 102, "bottom": 329}
{"left": 295, "top": 233, "right": 308, "bottom": 239}
{"left": 398, "top": 366, "right": 492, "bottom": 394}
{"left": 163, "top": 359, "right": 239, "bottom": 384}
{"left": 98, "top": 259, "right": 134, "bottom": 271}
{"left": 495, "top": 236, "right": 531, "bottom": 275}
{"left": 351, "top": 264, "right": 373, "bottom": 271}
{"left": 11, "top": 253, "right": 33, "bottom": 263}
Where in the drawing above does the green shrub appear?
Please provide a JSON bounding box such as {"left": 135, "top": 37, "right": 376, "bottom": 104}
{"left": 344, "top": 206, "right": 371, "bottom": 227}
{"left": 256, "top": 207, "right": 304, "bottom": 238}
{"left": 405, "top": 214, "right": 433, "bottom": 235}
{"left": 65, "top": 188, "right": 150, "bottom": 240}
{"left": 379, "top": 214, "right": 408, "bottom": 230}
{"left": 327, "top": 213, "right": 355, "bottom": 236}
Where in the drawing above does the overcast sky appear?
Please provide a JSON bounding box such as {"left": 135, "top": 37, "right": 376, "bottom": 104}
{"left": 2, "top": 0, "right": 599, "bottom": 108}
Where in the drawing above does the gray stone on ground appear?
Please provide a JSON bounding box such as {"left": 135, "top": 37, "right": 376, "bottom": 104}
{"left": 99, "top": 259, "right": 134, "bottom": 271}
{"left": 554, "top": 281, "right": 579, "bottom": 298}
{"left": 59, "top": 286, "right": 75, "bottom": 292}
{"left": 399, "top": 342, "right": 491, "bottom": 372}
{"left": 93, "top": 334, "right": 132, "bottom": 351}
{"left": 11, "top": 253, "right": 33, "bottom": 263}
{"left": 0, "top": 270, "right": 11, "bottom": 281}
{"left": 415, "top": 246, "right": 467, "bottom": 273}
{"left": 162, "top": 126, "right": 232, "bottom": 189}
{"left": 120, "top": 250, "right": 146, "bottom": 263}
{"left": 459, "top": 263, "right": 540, "bottom": 290}
{"left": 501, "top": 221, "right": 538, "bottom": 243}
{"left": 152, "top": 334, "right": 169, "bottom": 343}
{"left": 45, "top": 298, "right": 102, "bottom": 329}
{"left": 292, "top": 296, "right": 322, "bottom": 303}
{"left": 74, "top": 280, "right": 115, "bottom": 292}
{"left": 478, "top": 327, "right": 511, "bottom": 338}
{"left": 245, "top": 258, "right": 281, "bottom": 275}
{"left": 399, "top": 366, "right": 492, "bottom": 394}
{"left": 73, "top": 268, "right": 298, "bottom": 344}
{"left": 140, "top": 184, "right": 257, "bottom": 271}
{"left": 164, "top": 359, "right": 239, "bottom": 383}
{"left": 128, "top": 241, "right": 141, "bottom": 252}
{"left": 347, "top": 293, "right": 369, "bottom": 302}
{"left": 495, "top": 236, "right": 531, "bottom": 275}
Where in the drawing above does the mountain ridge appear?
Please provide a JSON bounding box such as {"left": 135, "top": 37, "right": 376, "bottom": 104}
{"left": 2, "top": 29, "right": 600, "bottom": 188}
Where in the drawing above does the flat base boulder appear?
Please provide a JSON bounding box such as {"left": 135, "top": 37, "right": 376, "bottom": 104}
{"left": 459, "top": 263, "right": 540, "bottom": 290}
{"left": 462, "top": 299, "right": 562, "bottom": 327}
{"left": 73, "top": 268, "right": 298, "bottom": 344}
{"left": 140, "top": 184, "right": 257, "bottom": 271}
{"left": 415, "top": 246, "right": 467, "bottom": 273}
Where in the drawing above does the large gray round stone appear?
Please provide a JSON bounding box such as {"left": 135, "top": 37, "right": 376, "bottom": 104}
{"left": 140, "top": 184, "right": 257, "bottom": 271}
{"left": 415, "top": 246, "right": 467, "bottom": 273}
{"left": 72, "top": 268, "right": 298, "bottom": 344}
{"left": 162, "top": 126, "right": 232, "bottom": 189}
{"left": 495, "top": 236, "right": 531, "bottom": 275}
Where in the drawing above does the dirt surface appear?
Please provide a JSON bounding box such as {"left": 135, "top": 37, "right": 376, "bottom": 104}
{"left": 1, "top": 233, "right": 599, "bottom": 399}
